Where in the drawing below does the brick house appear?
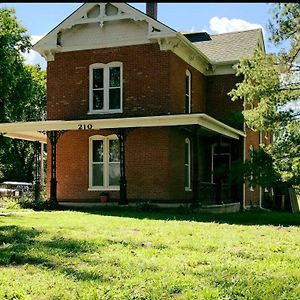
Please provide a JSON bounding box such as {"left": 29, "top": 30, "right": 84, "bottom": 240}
{"left": 0, "top": 3, "right": 269, "bottom": 210}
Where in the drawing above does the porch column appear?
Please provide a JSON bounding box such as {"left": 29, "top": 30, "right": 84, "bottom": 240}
{"left": 192, "top": 125, "right": 201, "bottom": 207}
{"left": 46, "top": 130, "right": 65, "bottom": 206}
{"left": 215, "top": 135, "right": 223, "bottom": 205}
{"left": 34, "top": 141, "right": 41, "bottom": 202}
{"left": 116, "top": 129, "right": 128, "bottom": 205}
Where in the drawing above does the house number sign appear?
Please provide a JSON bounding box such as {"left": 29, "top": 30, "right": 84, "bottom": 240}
{"left": 78, "top": 124, "right": 93, "bottom": 130}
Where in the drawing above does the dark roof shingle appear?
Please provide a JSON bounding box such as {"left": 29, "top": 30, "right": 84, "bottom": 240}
{"left": 193, "top": 29, "right": 262, "bottom": 64}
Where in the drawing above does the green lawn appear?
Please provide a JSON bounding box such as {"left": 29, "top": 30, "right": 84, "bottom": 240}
{"left": 0, "top": 208, "right": 299, "bottom": 299}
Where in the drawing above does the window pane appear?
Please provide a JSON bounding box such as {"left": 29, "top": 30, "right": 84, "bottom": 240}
{"left": 109, "top": 163, "right": 120, "bottom": 186}
{"left": 185, "top": 95, "right": 190, "bottom": 113}
{"left": 109, "top": 67, "right": 120, "bottom": 87}
{"left": 185, "top": 75, "right": 189, "bottom": 95}
{"left": 185, "top": 141, "right": 189, "bottom": 164}
{"left": 109, "top": 88, "right": 120, "bottom": 110}
{"left": 92, "top": 164, "right": 103, "bottom": 186}
{"left": 184, "top": 165, "right": 189, "bottom": 187}
{"left": 93, "top": 140, "right": 103, "bottom": 162}
{"left": 93, "top": 90, "right": 104, "bottom": 110}
{"left": 109, "top": 139, "right": 120, "bottom": 162}
{"left": 93, "top": 68, "right": 103, "bottom": 89}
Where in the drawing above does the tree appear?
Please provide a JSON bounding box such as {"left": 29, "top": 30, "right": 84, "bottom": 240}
{"left": 0, "top": 8, "right": 46, "bottom": 183}
{"left": 0, "top": 7, "right": 31, "bottom": 121}
{"left": 228, "top": 3, "right": 300, "bottom": 187}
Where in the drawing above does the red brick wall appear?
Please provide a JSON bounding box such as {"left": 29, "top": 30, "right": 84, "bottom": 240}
{"left": 46, "top": 41, "right": 261, "bottom": 205}
{"left": 169, "top": 128, "right": 193, "bottom": 201}
{"left": 48, "top": 127, "right": 176, "bottom": 202}
{"left": 48, "top": 126, "right": 219, "bottom": 203}
{"left": 244, "top": 127, "right": 261, "bottom": 207}
{"left": 169, "top": 53, "right": 206, "bottom": 114}
{"left": 47, "top": 43, "right": 171, "bottom": 120}
{"left": 206, "top": 74, "right": 243, "bottom": 129}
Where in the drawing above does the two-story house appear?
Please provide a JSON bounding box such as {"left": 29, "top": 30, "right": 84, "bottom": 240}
{"left": 0, "top": 3, "right": 269, "bottom": 211}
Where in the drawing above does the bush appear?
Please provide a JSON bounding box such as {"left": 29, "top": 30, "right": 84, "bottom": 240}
{"left": 136, "top": 201, "right": 161, "bottom": 212}
{"left": 5, "top": 195, "right": 46, "bottom": 211}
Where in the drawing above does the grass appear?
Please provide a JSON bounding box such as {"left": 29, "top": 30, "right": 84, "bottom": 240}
{"left": 0, "top": 207, "right": 299, "bottom": 299}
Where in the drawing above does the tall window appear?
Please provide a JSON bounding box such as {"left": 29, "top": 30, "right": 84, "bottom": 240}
{"left": 89, "top": 62, "right": 122, "bottom": 114}
{"left": 185, "top": 70, "right": 191, "bottom": 113}
{"left": 184, "top": 138, "right": 191, "bottom": 191}
{"left": 89, "top": 135, "right": 120, "bottom": 190}
{"left": 211, "top": 143, "right": 231, "bottom": 184}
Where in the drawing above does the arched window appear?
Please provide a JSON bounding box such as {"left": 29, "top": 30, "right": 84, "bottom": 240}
{"left": 184, "top": 138, "right": 192, "bottom": 191}
{"left": 89, "top": 135, "right": 120, "bottom": 190}
{"left": 89, "top": 62, "right": 123, "bottom": 114}
{"left": 185, "top": 70, "right": 191, "bottom": 113}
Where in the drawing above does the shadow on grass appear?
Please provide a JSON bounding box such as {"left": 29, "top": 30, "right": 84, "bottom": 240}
{"left": 59, "top": 205, "right": 300, "bottom": 227}
{"left": 0, "top": 225, "right": 104, "bottom": 282}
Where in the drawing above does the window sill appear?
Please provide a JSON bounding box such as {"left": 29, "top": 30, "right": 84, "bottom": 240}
{"left": 88, "top": 110, "right": 122, "bottom": 115}
{"left": 88, "top": 187, "right": 120, "bottom": 192}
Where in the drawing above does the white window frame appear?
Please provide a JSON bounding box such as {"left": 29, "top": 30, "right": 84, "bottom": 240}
{"left": 185, "top": 138, "right": 192, "bottom": 191}
{"left": 249, "top": 144, "right": 254, "bottom": 191}
{"left": 211, "top": 143, "right": 231, "bottom": 184}
{"left": 185, "top": 70, "right": 192, "bottom": 114}
{"left": 89, "top": 134, "right": 120, "bottom": 191}
{"left": 89, "top": 62, "right": 123, "bottom": 114}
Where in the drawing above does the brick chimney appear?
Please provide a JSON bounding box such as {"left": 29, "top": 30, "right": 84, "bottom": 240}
{"left": 146, "top": 3, "right": 157, "bottom": 19}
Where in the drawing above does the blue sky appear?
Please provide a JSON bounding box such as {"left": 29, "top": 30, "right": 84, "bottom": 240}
{"left": 1, "top": 2, "right": 279, "bottom": 69}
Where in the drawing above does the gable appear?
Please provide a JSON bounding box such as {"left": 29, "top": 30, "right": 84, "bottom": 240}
{"left": 33, "top": 3, "right": 177, "bottom": 61}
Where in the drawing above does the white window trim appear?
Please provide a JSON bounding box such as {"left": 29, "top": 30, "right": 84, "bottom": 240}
{"left": 211, "top": 143, "right": 231, "bottom": 184}
{"left": 185, "top": 69, "right": 192, "bottom": 114}
{"left": 249, "top": 144, "right": 254, "bottom": 191}
{"left": 89, "top": 62, "right": 123, "bottom": 114}
{"left": 185, "top": 137, "right": 192, "bottom": 191}
{"left": 89, "top": 134, "right": 120, "bottom": 191}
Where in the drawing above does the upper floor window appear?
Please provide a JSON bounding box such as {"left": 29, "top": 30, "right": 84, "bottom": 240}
{"left": 89, "top": 62, "right": 123, "bottom": 114}
{"left": 89, "top": 135, "right": 120, "bottom": 190}
{"left": 185, "top": 70, "right": 191, "bottom": 113}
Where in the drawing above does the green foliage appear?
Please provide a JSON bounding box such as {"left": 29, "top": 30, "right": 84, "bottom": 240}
{"left": 243, "top": 146, "right": 281, "bottom": 188}
{"left": 0, "top": 210, "right": 299, "bottom": 299}
{"left": 0, "top": 7, "right": 31, "bottom": 120}
{"left": 6, "top": 195, "right": 45, "bottom": 211}
{"left": 0, "top": 8, "right": 46, "bottom": 183}
{"left": 229, "top": 3, "right": 300, "bottom": 186}
{"left": 269, "top": 3, "right": 300, "bottom": 69}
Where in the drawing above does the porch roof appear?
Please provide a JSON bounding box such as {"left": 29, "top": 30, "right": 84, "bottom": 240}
{"left": 0, "top": 113, "right": 245, "bottom": 143}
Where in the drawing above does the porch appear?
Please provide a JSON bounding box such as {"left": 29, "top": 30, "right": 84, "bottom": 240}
{"left": 0, "top": 113, "right": 245, "bottom": 208}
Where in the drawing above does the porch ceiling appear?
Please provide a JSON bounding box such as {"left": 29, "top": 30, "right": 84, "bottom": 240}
{"left": 0, "top": 113, "right": 245, "bottom": 143}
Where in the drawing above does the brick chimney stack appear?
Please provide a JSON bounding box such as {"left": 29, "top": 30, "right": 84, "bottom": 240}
{"left": 146, "top": 3, "right": 157, "bottom": 19}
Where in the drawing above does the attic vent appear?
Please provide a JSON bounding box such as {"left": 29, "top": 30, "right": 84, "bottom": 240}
{"left": 57, "top": 31, "right": 62, "bottom": 46}
{"left": 87, "top": 5, "right": 100, "bottom": 18}
{"left": 105, "top": 4, "right": 118, "bottom": 16}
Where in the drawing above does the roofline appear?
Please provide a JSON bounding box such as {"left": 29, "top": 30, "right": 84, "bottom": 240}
{"left": 33, "top": 3, "right": 85, "bottom": 49}
{"left": 125, "top": 2, "right": 177, "bottom": 34}
{"left": 209, "top": 28, "right": 263, "bottom": 37}
{"left": 176, "top": 32, "right": 212, "bottom": 64}
{"left": 33, "top": 2, "right": 177, "bottom": 51}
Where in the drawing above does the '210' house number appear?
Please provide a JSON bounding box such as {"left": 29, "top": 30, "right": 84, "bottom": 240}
{"left": 78, "top": 124, "right": 93, "bottom": 130}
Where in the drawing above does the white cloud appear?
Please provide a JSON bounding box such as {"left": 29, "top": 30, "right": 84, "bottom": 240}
{"left": 22, "top": 34, "right": 46, "bottom": 69}
{"left": 208, "top": 16, "right": 263, "bottom": 34}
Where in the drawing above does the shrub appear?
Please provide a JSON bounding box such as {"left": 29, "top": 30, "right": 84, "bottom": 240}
{"left": 5, "top": 195, "right": 46, "bottom": 211}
